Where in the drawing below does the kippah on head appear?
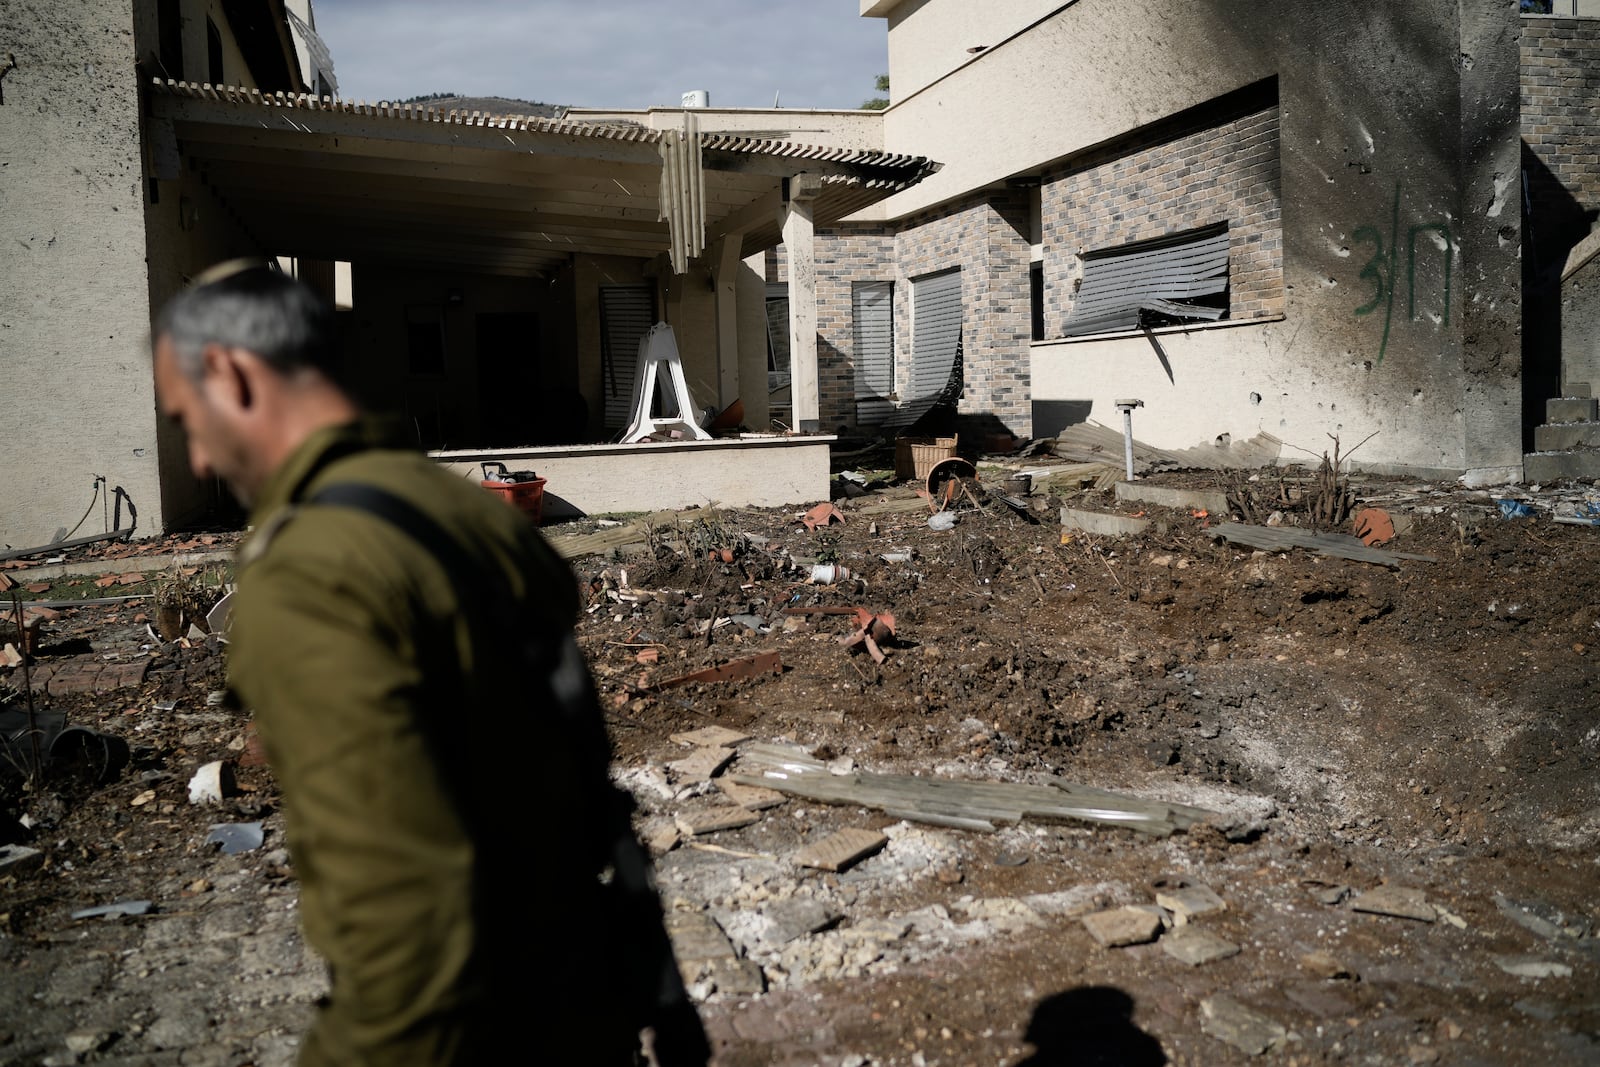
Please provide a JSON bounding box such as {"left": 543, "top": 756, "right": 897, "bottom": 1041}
{"left": 189, "top": 257, "right": 278, "bottom": 289}
{"left": 155, "top": 260, "right": 339, "bottom": 382}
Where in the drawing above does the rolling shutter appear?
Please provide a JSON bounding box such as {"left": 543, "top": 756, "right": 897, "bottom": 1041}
{"left": 852, "top": 281, "right": 894, "bottom": 424}
{"left": 910, "top": 268, "right": 962, "bottom": 403}
{"left": 1061, "top": 225, "right": 1229, "bottom": 337}
{"left": 599, "top": 286, "right": 654, "bottom": 430}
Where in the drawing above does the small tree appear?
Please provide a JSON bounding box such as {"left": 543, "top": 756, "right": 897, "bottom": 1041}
{"left": 861, "top": 73, "right": 890, "bottom": 110}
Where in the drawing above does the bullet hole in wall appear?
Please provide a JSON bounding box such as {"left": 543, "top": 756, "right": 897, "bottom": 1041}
{"left": 1249, "top": 392, "right": 1262, "bottom": 405}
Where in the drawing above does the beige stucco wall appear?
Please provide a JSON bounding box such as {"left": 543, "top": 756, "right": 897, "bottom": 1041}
{"left": 432, "top": 436, "right": 835, "bottom": 519}
{"left": 864, "top": 0, "right": 1522, "bottom": 478}
{"left": 865, "top": 0, "right": 1066, "bottom": 103}
{"left": 0, "top": 0, "right": 168, "bottom": 549}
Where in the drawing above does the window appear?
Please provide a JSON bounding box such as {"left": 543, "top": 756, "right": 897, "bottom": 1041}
{"left": 599, "top": 285, "right": 655, "bottom": 430}
{"left": 206, "top": 16, "right": 224, "bottom": 85}
{"left": 764, "top": 286, "right": 791, "bottom": 390}
{"left": 852, "top": 281, "right": 894, "bottom": 423}
{"left": 157, "top": 0, "right": 184, "bottom": 80}
{"left": 1060, "top": 224, "right": 1229, "bottom": 337}
{"left": 882, "top": 268, "right": 962, "bottom": 428}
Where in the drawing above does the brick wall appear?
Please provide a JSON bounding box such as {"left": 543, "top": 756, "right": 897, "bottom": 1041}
{"left": 1521, "top": 16, "right": 1600, "bottom": 270}
{"left": 777, "top": 196, "right": 1036, "bottom": 437}
{"left": 1038, "top": 103, "right": 1283, "bottom": 338}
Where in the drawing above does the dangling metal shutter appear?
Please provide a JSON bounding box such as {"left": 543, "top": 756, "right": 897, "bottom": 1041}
{"left": 599, "top": 286, "right": 655, "bottom": 430}
{"left": 910, "top": 268, "right": 962, "bottom": 403}
{"left": 852, "top": 281, "right": 894, "bottom": 424}
{"left": 1060, "top": 224, "right": 1229, "bottom": 337}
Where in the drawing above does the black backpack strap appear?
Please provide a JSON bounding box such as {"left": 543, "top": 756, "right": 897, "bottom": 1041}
{"left": 307, "top": 483, "right": 500, "bottom": 616}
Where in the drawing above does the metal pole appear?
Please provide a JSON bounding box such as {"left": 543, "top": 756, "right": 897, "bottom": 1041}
{"left": 1122, "top": 408, "right": 1136, "bottom": 481}
{"left": 1114, "top": 399, "right": 1143, "bottom": 482}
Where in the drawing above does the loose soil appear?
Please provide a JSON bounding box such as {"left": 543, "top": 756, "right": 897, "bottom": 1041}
{"left": 2, "top": 467, "right": 1596, "bottom": 1066}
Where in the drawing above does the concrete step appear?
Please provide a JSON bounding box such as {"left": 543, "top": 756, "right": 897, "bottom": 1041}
{"left": 1547, "top": 395, "right": 1600, "bottom": 422}
{"left": 1534, "top": 422, "right": 1600, "bottom": 451}
{"left": 1524, "top": 449, "right": 1600, "bottom": 482}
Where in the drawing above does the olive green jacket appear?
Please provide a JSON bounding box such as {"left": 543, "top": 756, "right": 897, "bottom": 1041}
{"left": 230, "top": 421, "right": 624, "bottom": 1065}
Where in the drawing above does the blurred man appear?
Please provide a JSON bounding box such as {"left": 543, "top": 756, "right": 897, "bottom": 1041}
{"left": 152, "top": 263, "right": 706, "bottom": 1066}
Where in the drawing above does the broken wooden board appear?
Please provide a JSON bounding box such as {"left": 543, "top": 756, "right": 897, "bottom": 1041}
{"left": 1199, "top": 995, "right": 1287, "bottom": 1056}
{"left": 1081, "top": 906, "right": 1163, "bottom": 947}
{"left": 1207, "top": 522, "right": 1436, "bottom": 567}
{"left": 654, "top": 651, "right": 782, "bottom": 690}
{"left": 671, "top": 726, "right": 752, "bottom": 749}
{"left": 1350, "top": 884, "right": 1436, "bottom": 922}
{"left": 792, "top": 827, "right": 887, "bottom": 872}
{"left": 731, "top": 764, "right": 1216, "bottom": 837}
{"left": 1157, "top": 884, "right": 1227, "bottom": 924}
{"left": 1163, "top": 927, "right": 1240, "bottom": 965}
{"left": 675, "top": 807, "right": 761, "bottom": 836}
{"left": 667, "top": 746, "right": 736, "bottom": 783}
{"left": 716, "top": 779, "right": 787, "bottom": 811}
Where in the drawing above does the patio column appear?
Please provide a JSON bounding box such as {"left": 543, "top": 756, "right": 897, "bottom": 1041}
{"left": 783, "top": 175, "right": 821, "bottom": 433}
{"left": 714, "top": 235, "right": 743, "bottom": 408}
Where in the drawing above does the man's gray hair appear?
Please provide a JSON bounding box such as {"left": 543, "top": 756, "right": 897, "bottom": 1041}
{"left": 155, "top": 263, "right": 339, "bottom": 381}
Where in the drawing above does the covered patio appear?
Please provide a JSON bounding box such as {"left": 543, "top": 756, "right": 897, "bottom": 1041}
{"left": 144, "top": 81, "right": 935, "bottom": 520}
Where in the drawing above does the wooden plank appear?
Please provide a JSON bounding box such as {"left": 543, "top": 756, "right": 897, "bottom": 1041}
{"left": 675, "top": 807, "right": 761, "bottom": 836}
{"left": 1207, "top": 522, "right": 1436, "bottom": 566}
{"left": 667, "top": 746, "right": 735, "bottom": 783}
{"left": 716, "top": 779, "right": 788, "bottom": 811}
{"left": 792, "top": 827, "right": 887, "bottom": 872}
{"left": 671, "top": 726, "right": 752, "bottom": 749}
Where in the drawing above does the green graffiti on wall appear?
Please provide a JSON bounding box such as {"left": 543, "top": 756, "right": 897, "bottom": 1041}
{"left": 1351, "top": 184, "right": 1454, "bottom": 363}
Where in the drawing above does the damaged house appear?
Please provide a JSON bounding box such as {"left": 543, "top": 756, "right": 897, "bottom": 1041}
{"left": 4, "top": 0, "right": 1598, "bottom": 549}
{"left": 1, "top": 0, "right": 935, "bottom": 547}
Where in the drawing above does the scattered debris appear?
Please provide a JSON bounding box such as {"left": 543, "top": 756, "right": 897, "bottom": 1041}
{"left": 1081, "top": 905, "right": 1163, "bottom": 947}
{"left": 1207, "top": 522, "right": 1436, "bottom": 568}
{"left": 792, "top": 827, "right": 888, "bottom": 873}
{"left": 671, "top": 726, "right": 751, "bottom": 749}
{"left": 1299, "top": 950, "right": 1357, "bottom": 980}
{"left": 0, "top": 843, "right": 44, "bottom": 876}
{"left": 801, "top": 502, "right": 846, "bottom": 531}
{"left": 204, "top": 821, "right": 264, "bottom": 854}
{"left": 1162, "top": 926, "right": 1241, "bottom": 965}
{"left": 654, "top": 651, "right": 782, "bottom": 690}
{"left": 675, "top": 807, "right": 761, "bottom": 836}
{"left": 1156, "top": 883, "right": 1227, "bottom": 924}
{"left": 187, "top": 761, "right": 236, "bottom": 805}
{"left": 1493, "top": 956, "right": 1574, "bottom": 979}
{"left": 1350, "top": 884, "right": 1436, "bottom": 922}
{"left": 667, "top": 746, "right": 736, "bottom": 783}
{"left": 70, "top": 900, "right": 154, "bottom": 920}
{"left": 1199, "top": 995, "right": 1287, "bottom": 1056}
{"left": 733, "top": 754, "right": 1216, "bottom": 837}
{"left": 1353, "top": 507, "right": 1396, "bottom": 546}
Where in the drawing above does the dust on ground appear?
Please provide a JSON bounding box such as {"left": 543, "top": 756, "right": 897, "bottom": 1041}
{"left": 1, "top": 460, "right": 1597, "bottom": 1067}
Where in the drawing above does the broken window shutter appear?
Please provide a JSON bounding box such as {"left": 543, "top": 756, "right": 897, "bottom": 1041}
{"left": 909, "top": 268, "right": 961, "bottom": 403}
{"left": 1060, "top": 225, "right": 1230, "bottom": 337}
{"left": 853, "top": 281, "right": 894, "bottom": 424}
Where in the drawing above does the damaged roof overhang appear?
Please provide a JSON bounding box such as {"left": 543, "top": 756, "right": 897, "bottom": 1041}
{"left": 147, "top": 81, "right": 939, "bottom": 277}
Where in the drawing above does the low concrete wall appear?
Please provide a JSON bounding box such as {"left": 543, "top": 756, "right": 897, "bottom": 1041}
{"left": 431, "top": 436, "right": 836, "bottom": 520}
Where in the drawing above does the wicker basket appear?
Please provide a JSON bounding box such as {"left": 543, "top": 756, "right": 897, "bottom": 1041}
{"left": 894, "top": 435, "right": 959, "bottom": 482}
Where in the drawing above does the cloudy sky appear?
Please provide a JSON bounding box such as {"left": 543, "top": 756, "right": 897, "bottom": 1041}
{"left": 313, "top": 0, "right": 888, "bottom": 110}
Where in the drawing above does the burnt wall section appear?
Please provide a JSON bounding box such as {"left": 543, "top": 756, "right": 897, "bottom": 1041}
{"left": 0, "top": 0, "right": 168, "bottom": 548}
{"left": 1458, "top": 1, "right": 1525, "bottom": 467}
{"left": 1037, "top": 87, "right": 1284, "bottom": 341}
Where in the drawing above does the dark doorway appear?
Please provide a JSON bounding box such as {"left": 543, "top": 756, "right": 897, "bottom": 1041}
{"left": 476, "top": 312, "right": 541, "bottom": 445}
